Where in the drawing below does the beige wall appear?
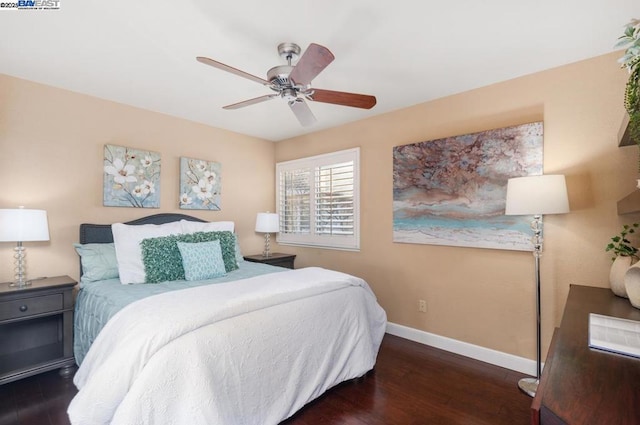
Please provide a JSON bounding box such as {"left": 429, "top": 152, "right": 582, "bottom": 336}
{"left": 275, "top": 51, "right": 640, "bottom": 360}
{"left": 0, "top": 74, "right": 276, "bottom": 284}
{"left": 2, "top": 51, "right": 638, "bottom": 363}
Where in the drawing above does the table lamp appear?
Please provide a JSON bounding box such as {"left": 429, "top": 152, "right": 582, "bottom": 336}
{"left": 255, "top": 212, "right": 279, "bottom": 257}
{"left": 0, "top": 208, "right": 50, "bottom": 287}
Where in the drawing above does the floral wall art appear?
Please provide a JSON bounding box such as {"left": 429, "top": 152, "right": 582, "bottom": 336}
{"left": 179, "top": 157, "right": 222, "bottom": 210}
{"left": 103, "top": 144, "right": 160, "bottom": 208}
{"left": 392, "top": 122, "right": 543, "bottom": 251}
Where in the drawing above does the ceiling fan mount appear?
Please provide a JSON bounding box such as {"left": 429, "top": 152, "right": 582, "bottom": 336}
{"left": 196, "top": 42, "right": 376, "bottom": 127}
{"left": 276, "top": 42, "right": 301, "bottom": 62}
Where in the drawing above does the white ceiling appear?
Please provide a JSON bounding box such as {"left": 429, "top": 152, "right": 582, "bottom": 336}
{"left": 1, "top": 1, "right": 639, "bottom": 141}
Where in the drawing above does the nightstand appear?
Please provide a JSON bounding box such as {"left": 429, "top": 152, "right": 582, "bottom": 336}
{"left": 0, "top": 275, "right": 77, "bottom": 385}
{"left": 244, "top": 253, "right": 296, "bottom": 269}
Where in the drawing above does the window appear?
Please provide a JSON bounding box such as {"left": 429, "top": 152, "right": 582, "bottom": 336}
{"left": 276, "top": 148, "right": 360, "bottom": 250}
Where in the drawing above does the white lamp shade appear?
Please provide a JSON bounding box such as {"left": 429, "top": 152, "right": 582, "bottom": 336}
{"left": 0, "top": 209, "right": 50, "bottom": 242}
{"left": 255, "top": 212, "right": 279, "bottom": 233}
{"left": 505, "top": 175, "right": 570, "bottom": 216}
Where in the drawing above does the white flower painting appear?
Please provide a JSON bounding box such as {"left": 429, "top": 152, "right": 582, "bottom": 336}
{"left": 179, "top": 157, "right": 221, "bottom": 210}
{"left": 103, "top": 145, "right": 160, "bottom": 208}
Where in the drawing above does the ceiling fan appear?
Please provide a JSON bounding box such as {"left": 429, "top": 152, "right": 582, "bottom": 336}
{"left": 196, "top": 42, "right": 377, "bottom": 127}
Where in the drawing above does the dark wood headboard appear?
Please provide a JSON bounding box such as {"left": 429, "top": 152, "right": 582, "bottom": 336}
{"left": 79, "top": 213, "right": 206, "bottom": 244}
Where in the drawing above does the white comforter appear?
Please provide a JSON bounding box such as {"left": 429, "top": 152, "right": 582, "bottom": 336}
{"left": 67, "top": 267, "right": 387, "bottom": 425}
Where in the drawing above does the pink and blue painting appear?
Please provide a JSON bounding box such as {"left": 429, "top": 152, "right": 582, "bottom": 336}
{"left": 393, "top": 122, "right": 543, "bottom": 251}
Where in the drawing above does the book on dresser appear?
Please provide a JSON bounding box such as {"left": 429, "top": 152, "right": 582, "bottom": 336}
{"left": 588, "top": 313, "right": 640, "bottom": 358}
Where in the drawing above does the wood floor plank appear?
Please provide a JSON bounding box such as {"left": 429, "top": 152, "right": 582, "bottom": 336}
{"left": 0, "top": 334, "right": 532, "bottom": 424}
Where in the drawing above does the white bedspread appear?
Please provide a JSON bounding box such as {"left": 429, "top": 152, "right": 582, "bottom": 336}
{"left": 67, "top": 267, "right": 387, "bottom": 425}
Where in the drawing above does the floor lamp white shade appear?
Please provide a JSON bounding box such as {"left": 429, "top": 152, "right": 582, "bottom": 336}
{"left": 504, "top": 174, "right": 569, "bottom": 398}
{"left": 505, "top": 175, "right": 570, "bottom": 216}
{"left": 255, "top": 212, "right": 279, "bottom": 257}
{"left": 0, "top": 208, "right": 50, "bottom": 287}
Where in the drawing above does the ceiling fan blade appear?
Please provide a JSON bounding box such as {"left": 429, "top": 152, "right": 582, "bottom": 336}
{"left": 289, "top": 99, "right": 317, "bottom": 127}
{"left": 289, "top": 43, "right": 335, "bottom": 86}
{"left": 223, "top": 94, "right": 278, "bottom": 110}
{"left": 196, "top": 56, "right": 269, "bottom": 86}
{"left": 309, "top": 88, "right": 377, "bottom": 109}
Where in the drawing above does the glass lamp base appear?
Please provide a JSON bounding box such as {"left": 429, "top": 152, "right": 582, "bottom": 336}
{"left": 11, "top": 242, "right": 29, "bottom": 288}
{"left": 9, "top": 280, "right": 31, "bottom": 288}
{"left": 262, "top": 233, "right": 272, "bottom": 258}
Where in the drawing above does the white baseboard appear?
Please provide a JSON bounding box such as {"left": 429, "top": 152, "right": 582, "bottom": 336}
{"left": 386, "top": 322, "right": 538, "bottom": 376}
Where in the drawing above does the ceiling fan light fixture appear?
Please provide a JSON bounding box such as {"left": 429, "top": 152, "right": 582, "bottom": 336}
{"left": 281, "top": 88, "right": 297, "bottom": 102}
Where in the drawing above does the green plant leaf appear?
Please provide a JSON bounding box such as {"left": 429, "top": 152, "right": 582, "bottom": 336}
{"left": 606, "top": 223, "right": 640, "bottom": 257}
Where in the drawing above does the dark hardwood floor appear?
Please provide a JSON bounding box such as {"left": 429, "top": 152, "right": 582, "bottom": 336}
{"left": 0, "top": 334, "right": 532, "bottom": 425}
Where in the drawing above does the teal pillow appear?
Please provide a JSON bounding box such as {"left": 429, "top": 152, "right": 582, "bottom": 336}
{"left": 177, "top": 240, "right": 226, "bottom": 281}
{"left": 73, "top": 243, "right": 119, "bottom": 283}
{"left": 140, "top": 231, "right": 238, "bottom": 283}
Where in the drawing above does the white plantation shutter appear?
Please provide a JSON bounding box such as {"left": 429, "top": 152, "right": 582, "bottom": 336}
{"left": 315, "top": 161, "right": 354, "bottom": 236}
{"left": 276, "top": 148, "right": 360, "bottom": 250}
{"left": 280, "top": 168, "right": 311, "bottom": 235}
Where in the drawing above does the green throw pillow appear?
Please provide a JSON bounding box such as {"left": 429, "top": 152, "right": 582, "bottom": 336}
{"left": 141, "top": 231, "right": 238, "bottom": 283}
{"left": 177, "top": 240, "right": 227, "bottom": 281}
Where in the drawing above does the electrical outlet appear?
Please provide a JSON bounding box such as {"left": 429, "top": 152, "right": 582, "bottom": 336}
{"left": 418, "top": 299, "right": 427, "bottom": 313}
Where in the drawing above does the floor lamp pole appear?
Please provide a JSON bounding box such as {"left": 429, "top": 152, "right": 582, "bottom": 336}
{"left": 519, "top": 214, "right": 543, "bottom": 397}
{"left": 505, "top": 175, "right": 569, "bottom": 397}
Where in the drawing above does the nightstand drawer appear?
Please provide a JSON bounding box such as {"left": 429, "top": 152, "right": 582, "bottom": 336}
{"left": 0, "top": 294, "right": 63, "bottom": 321}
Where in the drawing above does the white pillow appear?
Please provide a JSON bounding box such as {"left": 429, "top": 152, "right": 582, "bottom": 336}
{"left": 180, "top": 219, "right": 234, "bottom": 233}
{"left": 112, "top": 221, "right": 183, "bottom": 284}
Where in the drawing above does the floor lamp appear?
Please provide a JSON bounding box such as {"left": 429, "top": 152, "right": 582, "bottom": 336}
{"left": 505, "top": 175, "right": 569, "bottom": 397}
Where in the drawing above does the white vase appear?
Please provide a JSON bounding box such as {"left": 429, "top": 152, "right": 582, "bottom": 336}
{"left": 609, "top": 256, "right": 635, "bottom": 298}
{"left": 624, "top": 263, "right": 640, "bottom": 309}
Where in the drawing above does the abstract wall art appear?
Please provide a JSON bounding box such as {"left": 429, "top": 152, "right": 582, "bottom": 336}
{"left": 103, "top": 144, "right": 160, "bottom": 208}
{"left": 392, "top": 122, "right": 543, "bottom": 251}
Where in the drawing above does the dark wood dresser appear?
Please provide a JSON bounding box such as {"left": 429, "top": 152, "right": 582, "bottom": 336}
{"left": 532, "top": 285, "right": 640, "bottom": 424}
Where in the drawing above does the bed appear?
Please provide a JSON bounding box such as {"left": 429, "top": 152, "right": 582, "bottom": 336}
{"left": 67, "top": 213, "right": 387, "bottom": 425}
